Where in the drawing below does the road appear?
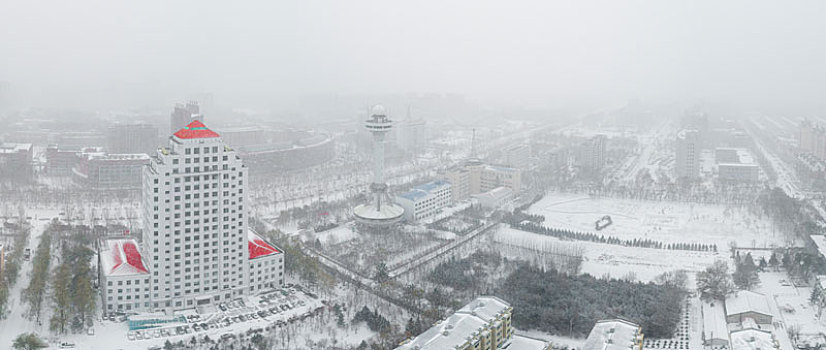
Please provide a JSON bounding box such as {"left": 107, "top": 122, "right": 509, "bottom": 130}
{"left": 0, "top": 211, "right": 57, "bottom": 345}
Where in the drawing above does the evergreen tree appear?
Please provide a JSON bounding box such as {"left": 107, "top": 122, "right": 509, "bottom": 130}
{"left": 769, "top": 252, "right": 780, "bottom": 270}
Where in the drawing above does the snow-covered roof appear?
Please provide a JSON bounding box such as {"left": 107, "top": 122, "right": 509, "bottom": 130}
{"left": 725, "top": 291, "right": 772, "bottom": 318}
{"left": 509, "top": 335, "right": 551, "bottom": 350}
{"left": 173, "top": 120, "right": 220, "bottom": 139}
{"left": 729, "top": 328, "right": 777, "bottom": 350}
{"left": 455, "top": 296, "right": 511, "bottom": 321}
{"left": 0, "top": 142, "right": 32, "bottom": 153}
{"left": 396, "top": 296, "right": 511, "bottom": 350}
{"left": 248, "top": 230, "right": 281, "bottom": 259}
{"left": 583, "top": 319, "right": 642, "bottom": 350}
{"left": 100, "top": 239, "right": 149, "bottom": 277}
{"left": 702, "top": 301, "right": 729, "bottom": 342}
{"left": 811, "top": 235, "right": 826, "bottom": 259}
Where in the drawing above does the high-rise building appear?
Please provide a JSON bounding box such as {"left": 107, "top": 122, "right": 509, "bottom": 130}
{"left": 576, "top": 135, "right": 606, "bottom": 171}
{"left": 138, "top": 120, "right": 283, "bottom": 312}
{"left": 107, "top": 123, "right": 159, "bottom": 155}
{"left": 503, "top": 143, "right": 531, "bottom": 170}
{"left": 675, "top": 129, "right": 700, "bottom": 179}
{"left": 397, "top": 108, "right": 427, "bottom": 155}
{"left": 169, "top": 102, "right": 203, "bottom": 135}
{"left": 799, "top": 119, "right": 826, "bottom": 160}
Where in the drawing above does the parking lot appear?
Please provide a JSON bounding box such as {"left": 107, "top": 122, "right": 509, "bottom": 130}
{"left": 121, "top": 285, "right": 325, "bottom": 343}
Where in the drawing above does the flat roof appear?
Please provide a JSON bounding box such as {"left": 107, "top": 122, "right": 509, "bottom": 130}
{"left": 729, "top": 328, "right": 776, "bottom": 350}
{"left": 398, "top": 180, "right": 450, "bottom": 201}
{"left": 0, "top": 143, "right": 32, "bottom": 153}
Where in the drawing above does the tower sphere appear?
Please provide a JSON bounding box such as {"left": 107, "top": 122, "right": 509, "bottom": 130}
{"left": 371, "top": 104, "right": 387, "bottom": 117}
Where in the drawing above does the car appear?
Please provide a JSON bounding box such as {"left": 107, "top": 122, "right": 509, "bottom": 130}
{"left": 127, "top": 332, "right": 136, "bottom": 341}
{"left": 136, "top": 332, "right": 144, "bottom": 340}
{"left": 219, "top": 303, "right": 227, "bottom": 311}
{"left": 192, "top": 324, "right": 200, "bottom": 331}
{"left": 86, "top": 327, "right": 95, "bottom": 336}
{"left": 59, "top": 342, "right": 76, "bottom": 348}
{"left": 251, "top": 313, "right": 259, "bottom": 319}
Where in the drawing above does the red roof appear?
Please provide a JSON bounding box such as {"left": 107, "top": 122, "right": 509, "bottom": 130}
{"left": 173, "top": 120, "right": 220, "bottom": 139}
{"left": 248, "top": 231, "right": 281, "bottom": 259}
{"left": 103, "top": 240, "right": 149, "bottom": 276}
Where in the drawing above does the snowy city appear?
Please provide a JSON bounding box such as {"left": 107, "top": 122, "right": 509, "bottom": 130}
{"left": 3, "top": 1, "right": 826, "bottom": 350}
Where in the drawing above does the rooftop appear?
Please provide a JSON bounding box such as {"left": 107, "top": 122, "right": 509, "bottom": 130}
{"left": 396, "top": 296, "right": 511, "bottom": 350}
{"left": 100, "top": 239, "right": 149, "bottom": 277}
{"left": 398, "top": 180, "right": 451, "bottom": 201}
{"left": 702, "top": 301, "right": 728, "bottom": 342}
{"left": 729, "top": 328, "right": 776, "bottom": 350}
{"left": 811, "top": 235, "right": 826, "bottom": 260}
{"left": 582, "top": 319, "right": 642, "bottom": 350}
{"left": 725, "top": 291, "right": 772, "bottom": 318}
{"left": 173, "top": 120, "right": 220, "bottom": 139}
{"left": 248, "top": 230, "right": 281, "bottom": 259}
{"left": 0, "top": 143, "right": 32, "bottom": 153}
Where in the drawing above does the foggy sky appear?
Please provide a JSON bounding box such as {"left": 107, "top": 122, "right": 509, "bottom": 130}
{"left": 2, "top": 0, "right": 826, "bottom": 114}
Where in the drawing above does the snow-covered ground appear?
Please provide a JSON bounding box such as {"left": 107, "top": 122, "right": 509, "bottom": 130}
{"left": 525, "top": 193, "right": 787, "bottom": 249}
{"left": 0, "top": 209, "right": 61, "bottom": 346}
{"left": 494, "top": 227, "right": 723, "bottom": 282}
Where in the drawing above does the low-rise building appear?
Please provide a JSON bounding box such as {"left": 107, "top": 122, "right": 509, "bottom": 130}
{"left": 0, "top": 142, "right": 33, "bottom": 182}
{"left": 246, "top": 230, "right": 285, "bottom": 293}
{"left": 396, "top": 180, "right": 452, "bottom": 222}
{"left": 99, "top": 238, "right": 151, "bottom": 313}
{"left": 583, "top": 319, "right": 644, "bottom": 350}
{"left": 715, "top": 148, "right": 759, "bottom": 183}
{"left": 445, "top": 162, "right": 522, "bottom": 203}
{"left": 729, "top": 327, "right": 778, "bottom": 350}
{"left": 725, "top": 291, "right": 773, "bottom": 325}
{"left": 702, "top": 300, "right": 729, "bottom": 348}
{"left": 473, "top": 186, "right": 513, "bottom": 210}
{"left": 395, "top": 296, "right": 515, "bottom": 350}
{"left": 73, "top": 152, "right": 150, "bottom": 190}
{"left": 45, "top": 145, "right": 82, "bottom": 176}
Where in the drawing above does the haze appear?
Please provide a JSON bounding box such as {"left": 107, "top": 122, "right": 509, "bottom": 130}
{"left": 2, "top": 0, "right": 826, "bottom": 114}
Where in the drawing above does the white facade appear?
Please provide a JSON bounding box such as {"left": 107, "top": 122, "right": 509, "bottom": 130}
{"left": 472, "top": 186, "right": 513, "bottom": 210}
{"left": 503, "top": 144, "right": 531, "bottom": 169}
{"left": 100, "top": 239, "right": 151, "bottom": 313}
{"left": 676, "top": 129, "right": 701, "bottom": 179}
{"left": 141, "top": 120, "right": 282, "bottom": 312}
{"left": 246, "top": 230, "right": 285, "bottom": 293}
{"left": 396, "top": 180, "right": 452, "bottom": 222}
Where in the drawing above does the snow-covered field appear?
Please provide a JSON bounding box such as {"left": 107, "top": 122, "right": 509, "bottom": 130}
{"left": 526, "top": 193, "right": 786, "bottom": 249}
{"left": 494, "top": 227, "right": 723, "bottom": 282}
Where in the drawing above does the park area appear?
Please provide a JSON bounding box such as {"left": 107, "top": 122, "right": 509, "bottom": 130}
{"left": 525, "top": 193, "right": 790, "bottom": 249}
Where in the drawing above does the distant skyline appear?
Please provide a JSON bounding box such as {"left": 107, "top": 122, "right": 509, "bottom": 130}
{"left": 2, "top": 1, "right": 826, "bottom": 116}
